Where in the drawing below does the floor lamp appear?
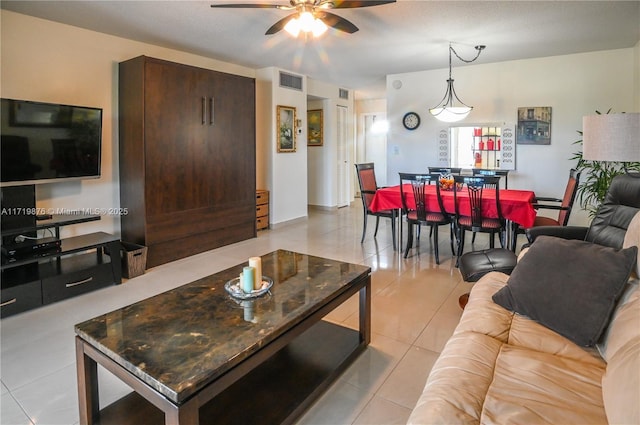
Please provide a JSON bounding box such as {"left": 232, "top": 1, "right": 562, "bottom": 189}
{"left": 582, "top": 113, "right": 640, "bottom": 174}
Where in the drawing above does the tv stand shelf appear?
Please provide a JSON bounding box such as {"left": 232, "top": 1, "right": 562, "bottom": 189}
{"left": 1, "top": 214, "right": 122, "bottom": 318}
{"left": 1, "top": 213, "right": 101, "bottom": 239}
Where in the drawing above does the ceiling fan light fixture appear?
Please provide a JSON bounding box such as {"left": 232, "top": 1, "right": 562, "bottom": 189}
{"left": 311, "top": 17, "right": 328, "bottom": 36}
{"left": 211, "top": 1, "right": 396, "bottom": 37}
{"left": 284, "top": 11, "right": 328, "bottom": 37}
{"left": 284, "top": 17, "right": 302, "bottom": 36}
{"left": 299, "top": 11, "right": 315, "bottom": 27}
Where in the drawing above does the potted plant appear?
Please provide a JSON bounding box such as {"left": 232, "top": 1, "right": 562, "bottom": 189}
{"left": 571, "top": 109, "right": 640, "bottom": 217}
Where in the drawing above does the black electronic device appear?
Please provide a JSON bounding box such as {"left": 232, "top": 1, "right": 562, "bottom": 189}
{"left": 1, "top": 185, "right": 36, "bottom": 233}
{"left": 1, "top": 98, "right": 103, "bottom": 187}
{"left": 1, "top": 236, "right": 62, "bottom": 259}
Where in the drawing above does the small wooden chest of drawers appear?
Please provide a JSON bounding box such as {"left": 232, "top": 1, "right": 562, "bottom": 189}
{"left": 256, "top": 190, "right": 269, "bottom": 230}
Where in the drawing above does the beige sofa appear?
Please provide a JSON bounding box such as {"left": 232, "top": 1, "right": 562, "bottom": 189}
{"left": 408, "top": 213, "right": 640, "bottom": 425}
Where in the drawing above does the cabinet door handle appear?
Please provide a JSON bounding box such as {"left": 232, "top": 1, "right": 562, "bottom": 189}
{"left": 66, "top": 277, "right": 93, "bottom": 288}
{"left": 0, "top": 298, "right": 17, "bottom": 307}
{"left": 209, "top": 97, "right": 215, "bottom": 126}
{"left": 202, "top": 96, "right": 207, "bottom": 125}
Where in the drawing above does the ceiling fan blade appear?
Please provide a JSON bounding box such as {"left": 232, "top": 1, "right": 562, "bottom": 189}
{"left": 210, "top": 3, "right": 288, "bottom": 9}
{"left": 327, "top": 0, "right": 395, "bottom": 8}
{"left": 317, "top": 11, "right": 358, "bottom": 34}
{"left": 265, "top": 13, "right": 297, "bottom": 35}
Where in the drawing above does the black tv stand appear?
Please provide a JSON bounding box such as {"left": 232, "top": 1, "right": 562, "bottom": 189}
{"left": 1, "top": 213, "right": 122, "bottom": 318}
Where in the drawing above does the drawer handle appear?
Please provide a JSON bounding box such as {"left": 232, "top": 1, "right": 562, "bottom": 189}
{"left": 66, "top": 277, "right": 93, "bottom": 288}
{"left": 0, "top": 298, "right": 17, "bottom": 307}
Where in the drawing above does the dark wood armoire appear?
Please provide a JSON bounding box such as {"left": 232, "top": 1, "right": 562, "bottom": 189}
{"left": 118, "top": 56, "right": 256, "bottom": 267}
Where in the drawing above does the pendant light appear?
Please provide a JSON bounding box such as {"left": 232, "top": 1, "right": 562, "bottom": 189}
{"left": 429, "top": 44, "right": 485, "bottom": 123}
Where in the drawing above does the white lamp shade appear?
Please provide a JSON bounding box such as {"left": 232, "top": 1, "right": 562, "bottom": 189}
{"left": 582, "top": 113, "right": 640, "bottom": 162}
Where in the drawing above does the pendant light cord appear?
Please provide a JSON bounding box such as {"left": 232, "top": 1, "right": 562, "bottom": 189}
{"left": 447, "top": 43, "right": 485, "bottom": 79}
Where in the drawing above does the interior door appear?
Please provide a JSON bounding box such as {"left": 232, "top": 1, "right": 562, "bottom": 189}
{"left": 204, "top": 71, "right": 256, "bottom": 207}
{"left": 337, "top": 105, "right": 350, "bottom": 207}
{"left": 144, "top": 60, "right": 210, "bottom": 216}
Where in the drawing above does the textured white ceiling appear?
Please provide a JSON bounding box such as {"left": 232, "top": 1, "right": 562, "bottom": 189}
{"left": 2, "top": 0, "right": 639, "bottom": 98}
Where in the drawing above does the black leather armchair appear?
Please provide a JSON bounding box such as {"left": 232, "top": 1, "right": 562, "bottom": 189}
{"left": 527, "top": 173, "right": 640, "bottom": 249}
{"left": 459, "top": 173, "right": 640, "bottom": 284}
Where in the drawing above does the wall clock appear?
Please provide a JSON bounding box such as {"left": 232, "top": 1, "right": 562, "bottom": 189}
{"left": 403, "top": 112, "right": 421, "bottom": 130}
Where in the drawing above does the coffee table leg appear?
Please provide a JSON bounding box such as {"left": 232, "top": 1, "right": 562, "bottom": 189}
{"left": 76, "top": 336, "right": 99, "bottom": 425}
{"left": 165, "top": 399, "right": 199, "bottom": 425}
{"left": 359, "top": 277, "right": 371, "bottom": 345}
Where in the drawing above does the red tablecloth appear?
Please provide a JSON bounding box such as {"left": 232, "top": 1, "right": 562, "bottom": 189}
{"left": 369, "top": 184, "right": 537, "bottom": 228}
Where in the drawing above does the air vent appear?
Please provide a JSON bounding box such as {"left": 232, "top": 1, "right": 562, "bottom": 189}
{"left": 279, "top": 71, "right": 303, "bottom": 91}
{"left": 339, "top": 88, "right": 349, "bottom": 100}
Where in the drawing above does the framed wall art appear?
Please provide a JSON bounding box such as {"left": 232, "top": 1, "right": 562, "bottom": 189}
{"left": 277, "top": 105, "right": 296, "bottom": 153}
{"left": 307, "top": 109, "right": 323, "bottom": 146}
{"left": 516, "top": 106, "right": 552, "bottom": 145}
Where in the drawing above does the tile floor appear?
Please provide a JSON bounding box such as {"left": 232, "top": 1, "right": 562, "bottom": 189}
{"left": 1, "top": 203, "right": 502, "bottom": 425}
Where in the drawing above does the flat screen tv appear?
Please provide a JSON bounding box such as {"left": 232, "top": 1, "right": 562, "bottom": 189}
{"left": 1, "top": 98, "right": 102, "bottom": 187}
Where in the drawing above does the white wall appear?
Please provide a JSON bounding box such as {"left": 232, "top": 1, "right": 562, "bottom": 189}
{"left": 635, "top": 40, "right": 640, "bottom": 111}
{"left": 256, "top": 67, "right": 309, "bottom": 226}
{"left": 387, "top": 48, "right": 638, "bottom": 226}
{"left": 1, "top": 10, "right": 256, "bottom": 238}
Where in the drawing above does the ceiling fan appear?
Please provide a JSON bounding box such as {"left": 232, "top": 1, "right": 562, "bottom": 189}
{"left": 210, "top": 0, "right": 396, "bottom": 37}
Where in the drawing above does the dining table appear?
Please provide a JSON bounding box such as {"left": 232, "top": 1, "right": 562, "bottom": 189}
{"left": 369, "top": 184, "right": 537, "bottom": 252}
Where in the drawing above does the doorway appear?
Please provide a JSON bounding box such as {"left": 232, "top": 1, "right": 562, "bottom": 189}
{"left": 362, "top": 113, "right": 388, "bottom": 186}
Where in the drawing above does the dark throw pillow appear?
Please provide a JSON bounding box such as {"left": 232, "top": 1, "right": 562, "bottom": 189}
{"left": 492, "top": 236, "right": 637, "bottom": 346}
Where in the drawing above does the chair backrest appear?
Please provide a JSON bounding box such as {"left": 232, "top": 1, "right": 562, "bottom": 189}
{"left": 399, "top": 173, "right": 446, "bottom": 220}
{"left": 586, "top": 173, "right": 640, "bottom": 248}
{"left": 428, "top": 167, "right": 462, "bottom": 175}
{"left": 557, "top": 168, "right": 581, "bottom": 226}
{"left": 355, "top": 163, "right": 378, "bottom": 211}
{"left": 472, "top": 168, "right": 509, "bottom": 189}
{"left": 453, "top": 175, "right": 503, "bottom": 231}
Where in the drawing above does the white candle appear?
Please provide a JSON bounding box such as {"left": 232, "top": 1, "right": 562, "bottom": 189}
{"left": 249, "top": 257, "right": 262, "bottom": 290}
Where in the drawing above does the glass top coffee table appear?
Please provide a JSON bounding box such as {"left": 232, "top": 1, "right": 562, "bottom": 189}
{"left": 75, "top": 249, "right": 371, "bottom": 425}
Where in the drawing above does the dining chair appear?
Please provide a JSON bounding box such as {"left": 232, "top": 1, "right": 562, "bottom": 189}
{"left": 533, "top": 168, "right": 581, "bottom": 226}
{"left": 472, "top": 168, "right": 510, "bottom": 189}
{"left": 428, "top": 167, "right": 462, "bottom": 175}
{"left": 469, "top": 172, "right": 501, "bottom": 244}
{"left": 399, "top": 173, "right": 454, "bottom": 263}
{"left": 453, "top": 175, "right": 506, "bottom": 266}
{"left": 514, "top": 169, "right": 581, "bottom": 245}
{"left": 355, "top": 163, "right": 397, "bottom": 250}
